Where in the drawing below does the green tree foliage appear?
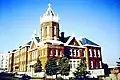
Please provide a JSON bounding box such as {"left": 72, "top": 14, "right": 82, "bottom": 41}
{"left": 116, "top": 58, "right": 120, "bottom": 66}
{"left": 58, "top": 56, "right": 70, "bottom": 76}
{"left": 34, "top": 55, "right": 42, "bottom": 72}
{"left": 45, "top": 57, "right": 57, "bottom": 76}
{"left": 73, "top": 59, "right": 89, "bottom": 79}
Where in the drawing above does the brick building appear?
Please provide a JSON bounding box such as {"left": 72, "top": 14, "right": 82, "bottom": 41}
{"left": 8, "top": 3, "right": 104, "bottom": 76}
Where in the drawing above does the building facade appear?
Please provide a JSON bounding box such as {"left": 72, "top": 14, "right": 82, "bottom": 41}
{"left": 8, "top": 3, "right": 104, "bottom": 76}
{"left": 0, "top": 52, "right": 8, "bottom": 71}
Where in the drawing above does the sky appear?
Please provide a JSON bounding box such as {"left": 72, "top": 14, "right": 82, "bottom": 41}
{"left": 0, "top": 0, "right": 120, "bottom": 66}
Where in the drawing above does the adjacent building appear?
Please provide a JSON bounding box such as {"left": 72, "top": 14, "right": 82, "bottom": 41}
{"left": 0, "top": 52, "right": 8, "bottom": 71}
{"left": 8, "top": 3, "right": 104, "bottom": 76}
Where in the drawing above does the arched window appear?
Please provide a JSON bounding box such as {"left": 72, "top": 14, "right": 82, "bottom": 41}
{"left": 70, "top": 49, "right": 72, "bottom": 56}
{"left": 99, "top": 61, "right": 102, "bottom": 68}
{"left": 91, "top": 61, "right": 93, "bottom": 69}
{"left": 54, "top": 26, "right": 56, "bottom": 36}
{"left": 50, "top": 49, "right": 52, "bottom": 56}
{"left": 98, "top": 50, "right": 100, "bottom": 57}
{"left": 74, "top": 49, "right": 76, "bottom": 57}
{"left": 47, "top": 26, "right": 49, "bottom": 36}
{"left": 89, "top": 49, "right": 92, "bottom": 57}
{"left": 94, "top": 49, "right": 96, "bottom": 57}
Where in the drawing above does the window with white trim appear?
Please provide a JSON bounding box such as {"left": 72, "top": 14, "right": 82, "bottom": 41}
{"left": 98, "top": 50, "right": 100, "bottom": 57}
{"left": 54, "top": 26, "right": 56, "bottom": 36}
{"left": 50, "top": 49, "right": 52, "bottom": 56}
{"left": 83, "top": 50, "right": 86, "bottom": 57}
{"left": 89, "top": 49, "right": 92, "bottom": 57}
{"left": 99, "top": 61, "right": 102, "bottom": 68}
{"left": 77, "top": 50, "right": 80, "bottom": 57}
{"left": 70, "top": 49, "right": 72, "bottom": 56}
{"left": 74, "top": 49, "right": 76, "bottom": 57}
{"left": 94, "top": 49, "right": 96, "bottom": 57}
{"left": 55, "top": 49, "right": 58, "bottom": 56}
{"left": 73, "top": 61, "right": 76, "bottom": 68}
{"left": 91, "top": 61, "right": 93, "bottom": 69}
{"left": 70, "top": 61, "right": 72, "bottom": 68}
{"left": 47, "top": 26, "right": 49, "bottom": 36}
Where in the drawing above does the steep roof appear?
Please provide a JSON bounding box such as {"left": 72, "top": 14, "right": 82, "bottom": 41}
{"left": 59, "top": 36, "right": 70, "bottom": 43}
{"left": 80, "top": 38, "right": 99, "bottom": 46}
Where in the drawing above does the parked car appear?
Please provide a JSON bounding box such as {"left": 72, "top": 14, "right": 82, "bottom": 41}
{"left": 15, "top": 73, "right": 31, "bottom": 80}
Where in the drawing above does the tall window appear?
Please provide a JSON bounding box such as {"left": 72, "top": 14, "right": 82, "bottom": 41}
{"left": 89, "top": 49, "right": 92, "bottom": 57}
{"left": 45, "top": 27, "right": 47, "bottom": 37}
{"left": 94, "top": 49, "right": 96, "bottom": 57}
{"left": 55, "top": 49, "right": 58, "bottom": 56}
{"left": 70, "top": 61, "right": 72, "bottom": 68}
{"left": 50, "top": 49, "right": 52, "bottom": 56}
{"left": 73, "top": 61, "right": 76, "bottom": 68}
{"left": 83, "top": 50, "right": 86, "bottom": 57}
{"left": 54, "top": 26, "right": 56, "bottom": 36}
{"left": 91, "top": 61, "right": 93, "bottom": 69}
{"left": 98, "top": 50, "right": 100, "bottom": 57}
{"left": 99, "top": 61, "right": 102, "bottom": 68}
{"left": 47, "top": 26, "right": 49, "bottom": 36}
{"left": 70, "top": 49, "right": 72, "bottom": 56}
{"left": 74, "top": 49, "right": 76, "bottom": 57}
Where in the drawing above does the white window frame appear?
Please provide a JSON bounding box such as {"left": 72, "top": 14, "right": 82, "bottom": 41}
{"left": 89, "top": 49, "right": 92, "bottom": 57}
{"left": 54, "top": 26, "right": 56, "bottom": 36}
{"left": 74, "top": 49, "right": 76, "bottom": 57}
{"left": 55, "top": 49, "right": 58, "bottom": 56}
{"left": 70, "top": 49, "right": 72, "bottom": 56}
{"left": 98, "top": 50, "right": 100, "bottom": 57}
{"left": 91, "top": 61, "right": 93, "bottom": 69}
{"left": 50, "top": 49, "right": 53, "bottom": 56}
{"left": 99, "top": 61, "right": 102, "bottom": 68}
{"left": 94, "top": 49, "right": 96, "bottom": 57}
{"left": 83, "top": 50, "right": 86, "bottom": 57}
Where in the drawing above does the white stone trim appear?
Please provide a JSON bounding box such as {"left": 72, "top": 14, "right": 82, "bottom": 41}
{"left": 83, "top": 44, "right": 101, "bottom": 47}
{"left": 64, "top": 44, "right": 85, "bottom": 48}
{"left": 66, "top": 34, "right": 82, "bottom": 46}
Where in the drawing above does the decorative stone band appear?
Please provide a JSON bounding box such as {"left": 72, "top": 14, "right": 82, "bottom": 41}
{"left": 40, "top": 16, "right": 59, "bottom": 24}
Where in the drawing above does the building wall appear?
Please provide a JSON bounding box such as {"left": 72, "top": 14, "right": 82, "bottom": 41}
{"left": 85, "top": 46, "right": 102, "bottom": 70}
{"left": 0, "top": 52, "right": 8, "bottom": 70}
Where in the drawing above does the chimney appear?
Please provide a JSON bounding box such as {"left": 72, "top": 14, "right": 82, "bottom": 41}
{"left": 61, "top": 32, "right": 64, "bottom": 39}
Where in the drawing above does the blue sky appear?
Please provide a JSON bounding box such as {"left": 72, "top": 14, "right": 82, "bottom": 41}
{"left": 0, "top": 0, "right": 120, "bottom": 66}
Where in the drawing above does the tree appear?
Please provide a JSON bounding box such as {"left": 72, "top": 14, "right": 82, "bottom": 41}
{"left": 45, "top": 57, "right": 57, "bottom": 76}
{"left": 73, "top": 59, "right": 89, "bottom": 79}
{"left": 116, "top": 58, "right": 120, "bottom": 67}
{"left": 58, "top": 56, "right": 70, "bottom": 77}
{"left": 34, "top": 55, "right": 42, "bottom": 72}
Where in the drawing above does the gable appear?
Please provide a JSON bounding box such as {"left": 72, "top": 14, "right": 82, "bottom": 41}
{"left": 68, "top": 37, "right": 80, "bottom": 46}
{"left": 30, "top": 41, "right": 37, "bottom": 49}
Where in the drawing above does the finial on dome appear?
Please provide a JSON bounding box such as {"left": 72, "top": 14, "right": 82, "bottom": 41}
{"left": 48, "top": 3, "right": 51, "bottom": 8}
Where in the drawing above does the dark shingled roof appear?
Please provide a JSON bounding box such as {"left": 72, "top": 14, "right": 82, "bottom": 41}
{"left": 27, "top": 41, "right": 32, "bottom": 45}
{"left": 80, "top": 38, "right": 99, "bottom": 46}
{"left": 59, "top": 36, "right": 70, "bottom": 43}
{"left": 35, "top": 37, "right": 40, "bottom": 43}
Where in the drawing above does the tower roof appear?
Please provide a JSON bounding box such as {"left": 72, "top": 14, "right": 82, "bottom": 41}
{"left": 44, "top": 3, "right": 56, "bottom": 16}
{"left": 40, "top": 3, "right": 59, "bottom": 24}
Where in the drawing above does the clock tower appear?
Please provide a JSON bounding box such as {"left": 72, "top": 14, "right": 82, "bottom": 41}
{"left": 40, "top": 3, "right": 60, "bottom": 41}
